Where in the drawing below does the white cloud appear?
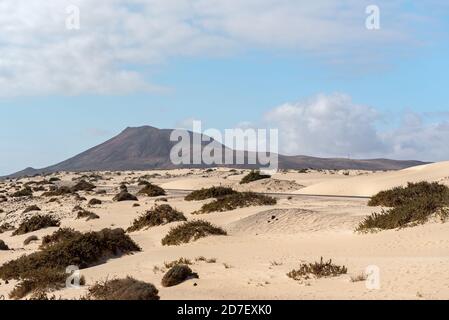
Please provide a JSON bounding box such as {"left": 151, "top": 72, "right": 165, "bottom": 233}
{"left": 0, "top": 0, "right": 445, "bottom": 97}
{"left": 264, "top": 94, "right": 449, "bottom": 161}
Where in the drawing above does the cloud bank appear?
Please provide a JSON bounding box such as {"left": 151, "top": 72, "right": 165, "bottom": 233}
{"left": 0, "top": 0, "right": 445, "bottom": 97}
{"left": 264, "top": 94, "right": 449, "bottom": 162}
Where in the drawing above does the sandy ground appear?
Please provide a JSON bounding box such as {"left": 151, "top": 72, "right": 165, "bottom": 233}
{"left": 1, "top": 164, "right": 449, "bottom": 300}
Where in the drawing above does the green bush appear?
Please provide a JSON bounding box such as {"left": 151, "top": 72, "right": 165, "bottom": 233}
{"left": 127, "top": 204, "right": 186, "bottom": 232}
{"left": 0, "top": 229, "right": 140, "bottom": 298}
{"left": 358, "top": 182, "right": 449, "bottom": 231}
{"left": 185, "top": 187, "right": 237, "bottom": 201}
{"left": 368, "top": 182, "right": 449, "bottom": 207}
{"left": 137, "top": 183, "right": 166, "bottom": 197}
{"left": 161, "top": 220, "right": 227, "bottom": 246}
{"left": 240, "top": 170, "right": 271, "bottom": 184}
{"left": 0, "top": 228, "right": 140, "bottom": 286}
{"left": 195, "top": 192, "right": 276, "bottom": 214}
{"left": 287, "top": 257, "right": 348, "bottom": 280}
{"left": 13, "top": 215, "right": 61, "bottom": 236}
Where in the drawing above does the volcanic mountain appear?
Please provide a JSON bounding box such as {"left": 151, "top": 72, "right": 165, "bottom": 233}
{"left": 5, "top": 126, "right": 427, "bottom": 178}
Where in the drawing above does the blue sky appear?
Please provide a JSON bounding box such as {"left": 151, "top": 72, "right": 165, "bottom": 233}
{"left": 1, "top": 1, "right": 449, "bottom": 175}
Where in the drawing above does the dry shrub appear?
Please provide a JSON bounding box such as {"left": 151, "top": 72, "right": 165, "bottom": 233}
{"left": 40, "top": 228, "right": 81, "bottom": 248}
{"left": 88, "top": 198, "right": 102, "bottom": 206}
{"left": 13, "top": 215, "right": 60, "bottom": 236}
{"left": 76, "top": 210, "right": 100, "bottom": 221}
{"left": 113, "top": 191, "right": 138, "bottom": 202}
{"left": 23, "top": 205, "right": 41, "bottom": 213}
{"left": 164, "top": 258, "right": 192, "bottom": 269}
{"left": 161, "top": 265, "right": 198, "bottom": 287}
{"left": 23, "top": 235, "right": 39, "bottom": 246}
{"left": 161, "top": 220, "right": 227, "bottom": 246}
{"left": 0, "top": 223, "right": 14, "bottom": 234}
{"left": 11, "top": 187, "right": 33, "bottom": 198}
{"left": 42, "top": 186, "right": 73, "bottom": 197}
{"left": 195, "top": 192, "right": 276, "bottom": 214}
{"left": 127, "top": 204, "right": 186, "bottom": 232}
{"left": 0, "top": 239, "right": 9, "bottom": 250}
{"left": 287, "top": 257, "right": 347, "bottom": 281}
{"left": 240, "top": 170, "right": 271, "bottom": 184}
{"left": 71, "top": 180, "right": 96, "bottom": 192}
{"left": 137, "top": 183, "right": 166, "bottom": 197}
{"left": 86, "top": 277, "right": 159, "bottom": 300}
{"left": 185, "top": 187, "right": 237, "bottom": 201}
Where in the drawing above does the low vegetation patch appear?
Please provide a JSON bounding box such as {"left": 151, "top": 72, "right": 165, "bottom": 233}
{"left": 195, "top": 192, "right": 276, "bottom": 214}
{"left": 161, "top": 265, "right": 199, "bottom": 287}
{"left": 0, "top": 223, "right": 15, "bottom": 234}
{"left": 40, "top": 228, "right": 81, "bottom": 248}
{"left": 71, "top": 180, "right": 96, "bottom": 192}
{"left": 358, "top": 182, "right": 449, "bottom": 231}
{"left": 113, "top": 191, "right": 138, "bottom": 202}
{"left": 88, "top": 198, "right": 102, "bottom": 206}
{"left": 287, "top": 257, "right": 348, "bottom": 281}
{"left": 42, "top": 186, "right": 73, "bottom": 197}
{"left": 12, "top": 215, "right": 60, "bottom": 236}
{"left": 11, "top": 187, "right": 33, "bottom": 198}
{"left": 23, "top": 235, "right": 39, "bottom": 246}
{"left": 368, "top": 182, "right": 449, "bottom": 207}
{"left": 86, "top": 277, "right": 159, "bottom": 300}
{"left": 240, "top": 170, "right": 271, "bottom": 184}
{"left": 76, "top": 209, "right": 100, "bottom": 221}
{"left": 137, "top": 183, "right": 166, "bottom": 197}
{"left": 0, "top": 239, "right": 9, "bottom": 250}
{"left": 0, "top": 228, "right": 140, "bottom": 298}
{"left": 185, "top": 186, "right": 237, "bottom": 201}
{"left": 9, "top": 268, "right": 69, "bottom": 300}
{"left": 23, "top": 205, "right": 41, "bottom": 213}
{"left": 127, "top": 204, "right": 186, "bottom": 232}
{"left": 161, "top": 220, "right": 227, "bottom": 246}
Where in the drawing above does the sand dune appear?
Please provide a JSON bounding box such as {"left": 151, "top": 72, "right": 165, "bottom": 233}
{"left": 296, "top": 161, "right": 449, "bottom": 197}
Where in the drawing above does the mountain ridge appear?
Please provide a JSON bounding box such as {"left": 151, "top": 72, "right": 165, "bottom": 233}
{"left": 3, "top": 126, "right": 428, "bottom": 178}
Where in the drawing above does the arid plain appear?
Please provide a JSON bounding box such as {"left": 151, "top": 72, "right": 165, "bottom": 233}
{"left": 1, "top": 162, "right": 449, "bottom": 300}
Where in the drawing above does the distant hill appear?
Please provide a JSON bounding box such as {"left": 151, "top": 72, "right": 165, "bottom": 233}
{"left": 4, "top": 126, "right": 428, "bottom": 178}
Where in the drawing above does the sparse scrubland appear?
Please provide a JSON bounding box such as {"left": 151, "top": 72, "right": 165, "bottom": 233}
{"left": 0, "top": 228, "right": 140, "bottom": 298}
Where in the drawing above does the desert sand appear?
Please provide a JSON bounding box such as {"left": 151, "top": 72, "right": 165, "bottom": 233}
{"left": 1, "top": 163, "right": 449, "bottom": 300}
